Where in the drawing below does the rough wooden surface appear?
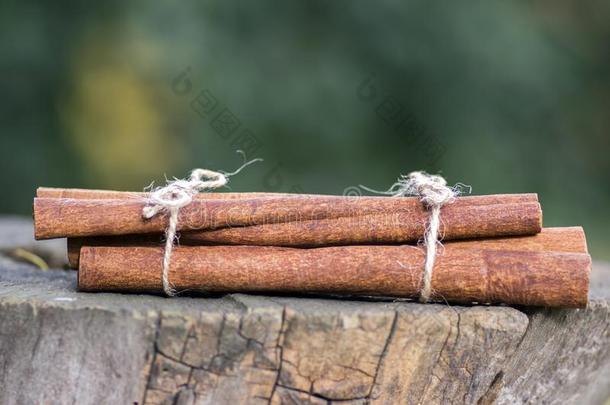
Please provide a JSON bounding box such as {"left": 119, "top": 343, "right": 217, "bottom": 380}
{"left": 0, "top": 217, "right": 609, "bottom": 405}
{"left": 0, "top": 216, "right": 66, "bottom": 267}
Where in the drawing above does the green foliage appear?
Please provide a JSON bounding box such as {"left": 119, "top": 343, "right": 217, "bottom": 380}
{"left": 1, "top": 1, "right": 609, "bottom": 257}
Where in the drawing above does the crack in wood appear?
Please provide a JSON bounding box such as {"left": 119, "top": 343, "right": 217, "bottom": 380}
{"left": 367, "top": 310, "right": 398, "bottom": 400}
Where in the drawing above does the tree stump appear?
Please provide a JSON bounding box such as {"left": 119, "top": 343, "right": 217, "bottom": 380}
{"left": 0, "top": 216, "right": 608, "bottom": 404}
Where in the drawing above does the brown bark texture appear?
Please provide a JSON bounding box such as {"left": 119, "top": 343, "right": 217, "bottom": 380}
{"left": 34, "top": 194, "right": 542, "bottom": 241}
{"left": 77, "top": 227, "right": 590, "bottom": 308}
{"left": 66, "top": 226, "right": 585, "bottom": 269}
{"left": 36, "top": 187, "right": 301, "bottom": 200}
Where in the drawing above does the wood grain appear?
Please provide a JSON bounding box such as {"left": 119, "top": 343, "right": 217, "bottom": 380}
{"left": 78, "top": 233, "right": 590, "bottom": 307}
{"left": 2, "top": 217, "right": 608, "bottom": 404}
{"left": 34, "top": 194, "right": 542, "bottom": 240}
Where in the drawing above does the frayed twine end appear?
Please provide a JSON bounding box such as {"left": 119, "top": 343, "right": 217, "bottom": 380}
{"left": 361, "top": 171, "right": 471, "bottom": 303}
{"left": 142, "top": 150, "right": 262, "bottom": 297}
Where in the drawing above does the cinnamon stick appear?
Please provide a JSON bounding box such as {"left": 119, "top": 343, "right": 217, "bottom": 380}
{"left": 66, "top": 225, "right": 583, "bottom": 269}
{"left": 37, "top": 187, "right": 539, "bottom": 206}
{"left": 181, "top": 204, "right": 542, "bottom": 246}
{"left": 36, "top": 187, "right": 299, "bottom": 200}
{"left": 33, "top": 194, "right": 542, "bottom": 240}
{"left": 77, "top": 235, "right": 591, "bottom": 307}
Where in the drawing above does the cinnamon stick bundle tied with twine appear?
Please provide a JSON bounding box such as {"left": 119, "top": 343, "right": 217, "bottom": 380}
{"left": 33, "top": 166, "right": 590, "bottom": 308}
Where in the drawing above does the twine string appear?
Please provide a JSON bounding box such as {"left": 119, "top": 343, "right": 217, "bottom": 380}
{"left": 143, "top": 153, "right": 261, "bottom": 296}
{"left": 361, "top": 171, "right": 460, "bottom": 303}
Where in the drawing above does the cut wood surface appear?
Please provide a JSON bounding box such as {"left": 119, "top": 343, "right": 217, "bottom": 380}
{"left": 33, "top": 194, "right": 542, "bottom": 240}
{"left": 0, "top": 217, "right": 609, "bottom": 405}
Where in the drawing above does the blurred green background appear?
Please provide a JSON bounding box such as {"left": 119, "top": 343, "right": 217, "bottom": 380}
{"left": 1, "top": 1, "right": 608, "bottom": 258}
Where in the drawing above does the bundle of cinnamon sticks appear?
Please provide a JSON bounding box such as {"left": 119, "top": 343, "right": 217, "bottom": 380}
{"left": 33, "top": 187, "right": 591, "bottom": 308}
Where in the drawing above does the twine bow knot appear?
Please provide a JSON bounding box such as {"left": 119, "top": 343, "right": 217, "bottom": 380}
{"left": 361, "top": 171, "right": 464, "bottom": 303}
{"left": 401, "top": 172, "right": 456, "bottom": 302}
{"left": 400, "top": 171, "right": 456, "bottom": 208}
{"left": 143, "top": 169, "right": 229, "bottom": 220}
{"left": 143, "top": 154, "right": 261, "bottom": 296}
